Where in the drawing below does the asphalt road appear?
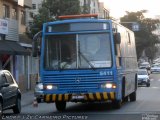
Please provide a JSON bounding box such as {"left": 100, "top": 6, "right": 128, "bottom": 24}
{"left": 2, "top": 73, "right": 160, "bottom": 120}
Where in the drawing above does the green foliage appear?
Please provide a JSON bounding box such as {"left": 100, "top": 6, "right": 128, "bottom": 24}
{"left": 28, "top": 0, "right": 81, "bottom": 38}
{"left": 120, "top": 10, "right": 160, "bottom": 60}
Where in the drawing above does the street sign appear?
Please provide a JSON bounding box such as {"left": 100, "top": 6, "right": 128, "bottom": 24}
{"left": 132, "top": 23, "right": 140, "bottom": 31}
{"left": 120, "top": 22, "right": 140, "bottom": 31}
{"left": 0, "top": 19, "right": 8, "bottom": 34}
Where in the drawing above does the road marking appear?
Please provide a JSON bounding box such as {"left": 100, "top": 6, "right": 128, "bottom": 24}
{"left": 151, "top": 87, "right": 160, "bottom": 89}
{"left": 149, "top": 79, "right": 160, "bottom": 81}
{"left": 139, "top": 87, "right": 160, "bottom": 89}
{"left": 150, "top": 79, "right": 154, "bottom": 81}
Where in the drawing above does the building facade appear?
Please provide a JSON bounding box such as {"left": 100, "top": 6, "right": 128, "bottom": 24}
{"left": 98, "top": 2, "right": 110, "bottom": 19}
{"left": 79, "top": 0, "right": 109, "bottom": 19}
{"left": 79, "top": 0, "right": 99, "bottom": 14}
{"left": 28, "top": 0, "right": 110, "bottom": 25}
{"left": 26, "top": 0, "right": 43, "bottom": 26}
{"left": 0, "top": 0, "right": 39, "bottom": 92}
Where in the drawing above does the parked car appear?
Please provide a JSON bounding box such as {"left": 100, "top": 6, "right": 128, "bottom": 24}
{"left": 150, "top": 65, "right": 160, "bottom": 73}
{"left": 139, "top": 62, "right": 151, "bottom": 70}
{"left": 34, "top": 82, "right": 44, "bottom": 103}
{"left": 0, "top": 70, "right": 21, "bottom": 117}
{"left": 137, "top": 69, "right": 150, "bottom": 87}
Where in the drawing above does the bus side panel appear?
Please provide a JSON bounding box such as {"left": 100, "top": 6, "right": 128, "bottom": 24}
{"left": 116, "top": 24, "right": 138, "bottom": 97}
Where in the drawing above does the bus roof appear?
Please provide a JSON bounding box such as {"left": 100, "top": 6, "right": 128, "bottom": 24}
{"left": 44, "top": 18, "right": 112, "bottom": 26}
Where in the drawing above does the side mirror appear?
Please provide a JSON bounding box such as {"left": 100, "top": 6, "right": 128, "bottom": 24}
{"left": 32, "top": 31, "right": 42, "bottom": 57}
{"left": 32, "top": 40, "right": 38, "bottom": 57}
{"left": 114, "top": 33, "right": 121, "bottom": 44}
{"left": 1, "top": 83, "right": 10, "bottom": 88}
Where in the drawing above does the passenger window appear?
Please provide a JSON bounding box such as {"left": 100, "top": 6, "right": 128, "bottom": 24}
{"left": 5, "top": 72, "right": 14, "bottom": 84}
{"left": 127, "top": 32, "right": 131, "bottom": 44}
{"left": 115, "top": 44, "right": 122, "bottom": 67}
{"left": 0, "top": 74, "right": 7, "bottom": 85}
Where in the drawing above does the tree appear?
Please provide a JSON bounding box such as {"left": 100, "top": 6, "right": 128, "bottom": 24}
{"left": 28, "top": 0, "right": 81, "bottom": 37}
{"left": 120, "top": 10, "right": 160, "bottom": 60}
{"left": 81, "top": 0, "right": 90, "bottom": 14}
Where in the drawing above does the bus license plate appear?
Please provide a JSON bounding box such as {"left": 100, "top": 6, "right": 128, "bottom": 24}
{"left": 72, "top": 95, "right": 84, "bottom": 100}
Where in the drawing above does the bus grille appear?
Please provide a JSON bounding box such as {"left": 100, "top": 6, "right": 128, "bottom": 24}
{"left": 43, "top": 72, "right": 113, "bottom": 91}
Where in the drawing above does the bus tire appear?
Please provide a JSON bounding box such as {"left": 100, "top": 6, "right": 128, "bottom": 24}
{"left": 123, "top": 96, "right": 128, "bottom": 102}
{"left": 36, "top": 98, "right": 41, "bottom": 103}
{"left": 122, "top": 78, "right": 127, "bottom": 102}
{"left": 129, "top": 91, "right": 136, "bottom": 102}
{"left": 146, "top": 83, "right": 150, "bottom": 87}
{"left": 135, "top": 74, "right": 138, "bottom": 90}
{"left": 55, "top": 101, "right": 66, "bottom": 111}
{"left": 112, "top": 100, "right": 122, "bottom": 109}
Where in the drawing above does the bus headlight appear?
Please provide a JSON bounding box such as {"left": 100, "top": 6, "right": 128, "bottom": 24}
{"left": 101, "top": 83, "right": 116, "bottom": 89}
{"left": 46, "top": 85, "right": 57, "bottom": 90}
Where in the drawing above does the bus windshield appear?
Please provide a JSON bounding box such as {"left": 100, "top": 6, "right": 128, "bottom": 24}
{"left": 44, "top": 33, "right": 112, "bottom": 70}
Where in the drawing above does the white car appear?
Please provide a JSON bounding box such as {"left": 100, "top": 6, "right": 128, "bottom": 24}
{"left": 137, "top": 69, "right": 150, "bottom": 87}
{"left": 139, "top": 62, "right": 150, "bottom": 70}
{"left": 150, "top": 65, "right": 160, "bottom": 73}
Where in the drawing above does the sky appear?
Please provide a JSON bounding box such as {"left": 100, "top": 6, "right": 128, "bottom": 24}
{"left": 99, "top": 0, "right": 160, "bottom": 19}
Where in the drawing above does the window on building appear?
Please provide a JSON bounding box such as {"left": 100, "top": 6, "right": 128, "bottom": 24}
{"left": 21, "top": 11, "right": 26, "bottom": 25}
{"left": 29, "top": 21, "right": 33, "bottom": 26}
{"left": 3, "top": 4, "right": 10, "bottom": 18}
{"left": 93, "top": 9, "right": 96, "bottom": 13}
{"left": 32, "top": 4, "right": 36, "bottom": 9}
{"left": 38, "top": 4, "right": 42, "bottom": 9}
{"left": 30, "top": 12, "right": 34, "bottom": 18}
{"left": 92, "top": 9, "right": 95, "bottom": 14}
{"left": 94, "top": 1, "right": 96, "bottom": 7}
{"left": 12, "top": 8, "right": 17, "bottom": 20}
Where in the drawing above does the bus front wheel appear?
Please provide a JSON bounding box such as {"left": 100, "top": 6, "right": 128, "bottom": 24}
{"left": 129, "top": 91, "right": 136, "bottom": 102}
{"left": 112, "top": 100, "right": 122, "bottom": 109}
{"left": 55, "top": 101, "right": 66, "bottom": 111}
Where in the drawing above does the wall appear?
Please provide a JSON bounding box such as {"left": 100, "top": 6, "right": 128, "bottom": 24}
{"left": 13, "top": 0, "right": 32, "bottom": 8}
{"left": 18, "top": 6, "right": 26, "bottom": 34}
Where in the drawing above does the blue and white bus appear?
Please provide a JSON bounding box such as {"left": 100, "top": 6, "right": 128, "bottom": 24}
{"left": 33, "top": 14, "right": 138, "bottom": 111}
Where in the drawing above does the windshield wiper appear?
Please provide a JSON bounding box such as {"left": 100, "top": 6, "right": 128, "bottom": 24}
{"left": 79, "top": 51, "right": 95, "bottom": 70}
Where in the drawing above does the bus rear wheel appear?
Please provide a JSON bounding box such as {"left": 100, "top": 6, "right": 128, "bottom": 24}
{"left": 55, "top": 101, "right": 66, "bottom": 111}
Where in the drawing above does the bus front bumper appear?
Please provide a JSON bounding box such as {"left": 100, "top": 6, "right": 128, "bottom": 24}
{"left": 44, "top": 92, "right": 115, "bottom": 102}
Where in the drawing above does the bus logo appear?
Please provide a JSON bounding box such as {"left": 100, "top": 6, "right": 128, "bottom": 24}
{"left": 75, "top": 78, "right": 80, "bottom": 84}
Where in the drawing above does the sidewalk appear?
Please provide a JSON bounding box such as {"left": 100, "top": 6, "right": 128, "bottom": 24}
{"left": 21, "top": 91, "right": 34, "bottom": 107}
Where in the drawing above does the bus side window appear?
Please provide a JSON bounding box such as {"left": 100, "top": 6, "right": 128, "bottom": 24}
{"left": 114, "top": 33, "right": 122, "bottom": 67}
{"left": 127, "top": 32, "right": 131, "bottom": 44}
{"left": 115, "top": 44, "right": 122, "bottom": 67}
